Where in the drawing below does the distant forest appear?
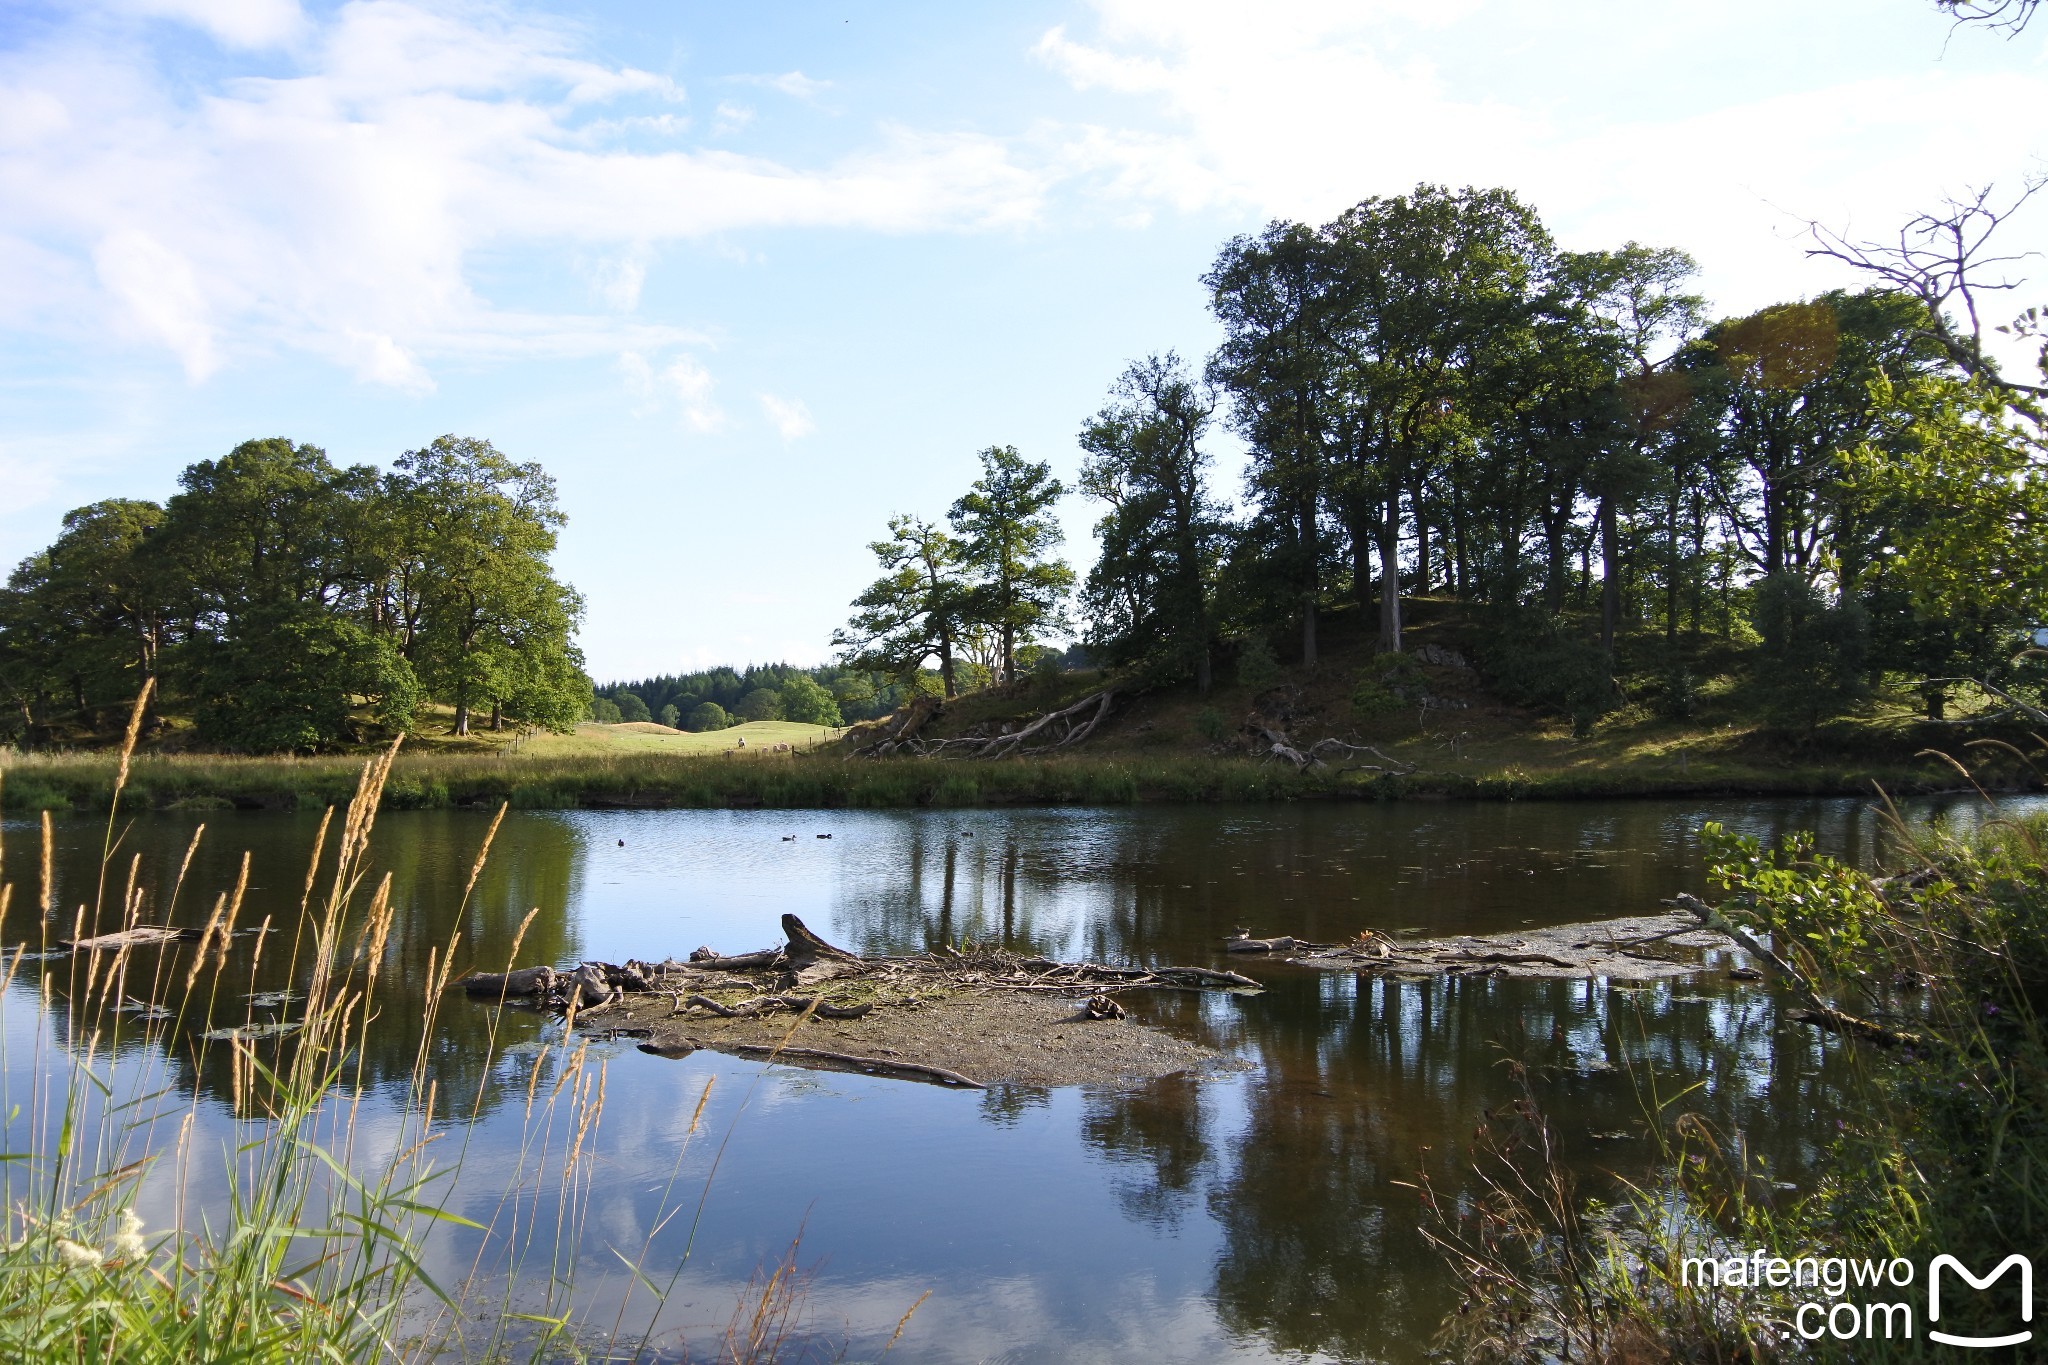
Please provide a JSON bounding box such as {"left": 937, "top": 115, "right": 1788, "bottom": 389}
{"left": 591, "top": 646, "right": 1091, "bottom": 733}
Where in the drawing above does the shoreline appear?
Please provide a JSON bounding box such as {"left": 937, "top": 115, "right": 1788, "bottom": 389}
{"left": 1, "top": 747, "right": 2023, "bottom": 813}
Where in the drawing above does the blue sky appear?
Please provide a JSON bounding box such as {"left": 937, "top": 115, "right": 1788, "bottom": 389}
{"left": 2, "top": 0, "right": 2044, "bottom": 680}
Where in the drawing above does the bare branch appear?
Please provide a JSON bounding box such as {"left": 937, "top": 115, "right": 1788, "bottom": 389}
{"left": 1936, "top": 0, "right": 2040, "bottom": 36}
{"left": 1806, "top": 177, "right": 2048, "bottom": 403}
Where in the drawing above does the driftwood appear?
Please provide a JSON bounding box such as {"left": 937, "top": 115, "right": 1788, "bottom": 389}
{"left": 1666, "top": 893, "right": 1924, "bottom": 1048}
{"left": 725, "top": 1043, "right": 985, "bottom": 1089}
{"left": 852, "top": 689, "right": 1118, "bottom": 760}
{"left": 462, "top": 965, "right": 559, "bottom": 998}
{"left": 1248, "top": 726, "right": 1418, "bottom": 775}
{"left": 1226, "top": 932, "right": 1323, "bottom": 954}
{"left": 63, "top": 926, "right": 196, "bottom": 952}
{"left": 679, "top": 993, "right": 874, "bottom": 1020}
{"left": 459, "top": 913, "right": 1260, "bottom": 1060}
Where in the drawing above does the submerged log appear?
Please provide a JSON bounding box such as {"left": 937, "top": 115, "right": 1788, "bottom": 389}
{"left": 63, "top": 926, "right": 196, "bottom": 952}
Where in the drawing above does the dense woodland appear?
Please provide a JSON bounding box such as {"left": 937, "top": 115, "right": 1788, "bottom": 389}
{"left": 844, "top": 181, "right": 2048, "bottom": 735}
{"left": 0, "top": 436, "right": 587, "bottom": 751}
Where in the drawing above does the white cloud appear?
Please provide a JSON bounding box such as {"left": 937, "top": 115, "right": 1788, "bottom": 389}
{"left": 91, "top": 229, "right": 217, "bottom": 380}
{"left": 621, "top": 350, "right": 723, "bottom": 431}
{"left": 733, "top": 70, "right": 831, "bottom": 100}
{"left": 0, "top": 3, "right": 1050, "bottom": 388}
{"left": 713, "top": 101, "right": 755, "bottom": 135}
{"left": 664, "top": 355, "right": 721, "bottom": 431}
{"left": 1034, "top": 0, "right": 2048, "bottom": 314}
{"left": 115, "top": 0, "right": 308, "bottom": 49}
{"left": 757, "top": 392, "right": 814, "bottom": 440}
{"left": 341, "top": 328, "right": 433, "bottom": 393}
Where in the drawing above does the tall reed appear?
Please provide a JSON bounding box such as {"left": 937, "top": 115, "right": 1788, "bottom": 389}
{"left": 0, "top": 714, "right": 880, "bottom": 1361}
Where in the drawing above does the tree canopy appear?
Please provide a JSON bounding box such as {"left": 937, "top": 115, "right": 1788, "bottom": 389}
{"left": 0, "top": 435, "right": 589, "bottom": 751}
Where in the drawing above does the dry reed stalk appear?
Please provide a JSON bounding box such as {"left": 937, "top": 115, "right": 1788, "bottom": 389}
{"left": 40, "top": 812, "right": 52, "bottom": 916}
{"left": 94, "top": 680, "right": 153, "bottom": 920}
{"left": 881, "top": 1290, "right": 931, "bottom": 1357}
{"left": 687, "top": 1077, "right": 715, "bottom": 1136}
{"left": 460, "top": 803, "right": 508, "bottom": 912}
{"left": 523, "top": 1043, "right": 552, "bottom": 1122}
{"left": 564, "top": 1061, "right": 606, "bottom": 1179}
{"left": 214, "top": 850, "right": 250, "bottom": 970}
{"left": 183, "top": 895, "right": 226, "bottom": 992}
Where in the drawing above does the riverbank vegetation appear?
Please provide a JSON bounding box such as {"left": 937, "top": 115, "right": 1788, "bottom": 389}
{"left": 0, "top": 717, "right": 867, "bottom": 1360}
{"left": 1426, "top": 797, "right": 2048, "bottom": 1360}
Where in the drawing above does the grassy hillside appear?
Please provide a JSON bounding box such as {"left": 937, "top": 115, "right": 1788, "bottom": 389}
{"left": 846, "top": 594, "right": 2042, "bottom": 797}
{"left": 3, "top": 598, "right": 2036, "bottom": 811}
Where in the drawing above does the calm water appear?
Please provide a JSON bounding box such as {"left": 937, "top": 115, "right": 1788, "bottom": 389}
{"left": 3, "top": 796, "right": 2033, "bottom": 1362}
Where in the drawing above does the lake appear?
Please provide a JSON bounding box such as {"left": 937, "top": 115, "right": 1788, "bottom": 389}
{"left": 4, "top": 795, "right": 2027, "bottom": 1361}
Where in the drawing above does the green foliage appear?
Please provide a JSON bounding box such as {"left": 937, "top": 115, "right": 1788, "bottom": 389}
{"left": 948, "top": 445, "right": 1074, "bottom": 684}
{"left": 1748, "top": 573, "right": 1867, "bottom": 733}
{"left": 1350, "top": 652, "right": 1426, "bottom": 720}
{"left": 1846, "top": 371, "right": 2048, "bottom": 714}
{"left": 1077, "top": 353, "right": 1228, "bottom": 683}
{"left": 1702, "top": 821, "right": 1879, "bottom": 971}
{"left": 657, "top": 703, "right": 680, "bottom": 728}
{"left": 0, "top": 432, "right": 586, "bottom": 751}
{"left": 1234, "top": 633, "right": 1282, "bottom": 692}
{"left": 1194, "top": 707, "right": 1230, "bottom": 742}
{"left": 832, "top": 514, "right": 969, "bottom": 697}
{"left": 735, "top": 687, "right": 785, "bottom": 722}
{"left": 1472, "top": 606, "right": 1618, "bottom": 736}
{"left": 588, "top": 695, "right": 623, "bottom": 724}
{"left": 777, "top": 674, "right": 842, "bottom": 727}
{"left": 191, "top": 606, "right": 415, "bottom": 753}
{"left": 614, "top": 690, "right": 651, "bottom": 723}
{"left": 686, "top": 701, "right": 730, "bottom": 731}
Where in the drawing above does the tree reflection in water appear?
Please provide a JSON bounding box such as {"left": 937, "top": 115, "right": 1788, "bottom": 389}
{"left": 7, "top": 794, "right": 2023, "bottom": 1363}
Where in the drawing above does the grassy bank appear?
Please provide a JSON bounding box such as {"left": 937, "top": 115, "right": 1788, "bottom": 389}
{"left": 0, "top": 740, "right": 2004, "bottom": 813}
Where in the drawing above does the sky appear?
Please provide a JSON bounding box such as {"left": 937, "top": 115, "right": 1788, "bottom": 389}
{"left": 1, "top": 0, "right": 2044, "bottom": 681}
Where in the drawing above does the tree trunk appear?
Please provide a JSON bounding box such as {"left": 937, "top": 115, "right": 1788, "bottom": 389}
{"left": 1599, "top": 494, "right": 1621, "bottom": 660}
{"left": 1414, "top": 496, "right": 1431, "bottom": 595}
{"left": 1377, "top": 499, "right": 1402, "bottom": 654}
{"left": 937, "top": 622, "right": 958, "bottom": 697}
{"left": 491, "top": 699, "right": 504, "bottom": 731}
{"left": 453, "top": 700, "right": 470, "bottom": 736}
{"left": 1301, "top": 602, "right": 1317, "bottom": 670}
{"left": 1000, "top": 623, "right": 1015, "bottom": 686}
{"left": 1196, "top": 643, "right": 1212, "bottom": 694}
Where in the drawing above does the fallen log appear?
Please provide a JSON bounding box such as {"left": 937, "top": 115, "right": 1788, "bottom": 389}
{"left": 461, "top": 965, "right": 558, "bottom": 998}
{"left": 727, "top": 1042, "right": 985, "bottom": 1089}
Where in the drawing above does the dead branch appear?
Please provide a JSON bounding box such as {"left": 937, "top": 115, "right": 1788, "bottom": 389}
{"left": 1308, "top": 738, "right": 1418, "bottom": 774}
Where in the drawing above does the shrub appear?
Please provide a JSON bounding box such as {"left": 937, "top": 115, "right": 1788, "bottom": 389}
{"left": 1472, "top": 605, "right": 1617, "bottom": 737}
{"left": 1234, "top": 633, "right": 1281, "bottom": 692}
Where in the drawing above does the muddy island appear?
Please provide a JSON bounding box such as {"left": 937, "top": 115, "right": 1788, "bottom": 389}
{"left": 458, "top": 914, "right": 1257, "bottom": 1088}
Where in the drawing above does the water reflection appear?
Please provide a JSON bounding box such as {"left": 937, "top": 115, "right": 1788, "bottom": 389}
{"left": 3, "top": 794, "right": 2033, "bottom": 1363}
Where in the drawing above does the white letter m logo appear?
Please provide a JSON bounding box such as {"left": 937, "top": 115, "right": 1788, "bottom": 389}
{"left": 1929, "top": 1254, "right": 2033, "bottom": 1348}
